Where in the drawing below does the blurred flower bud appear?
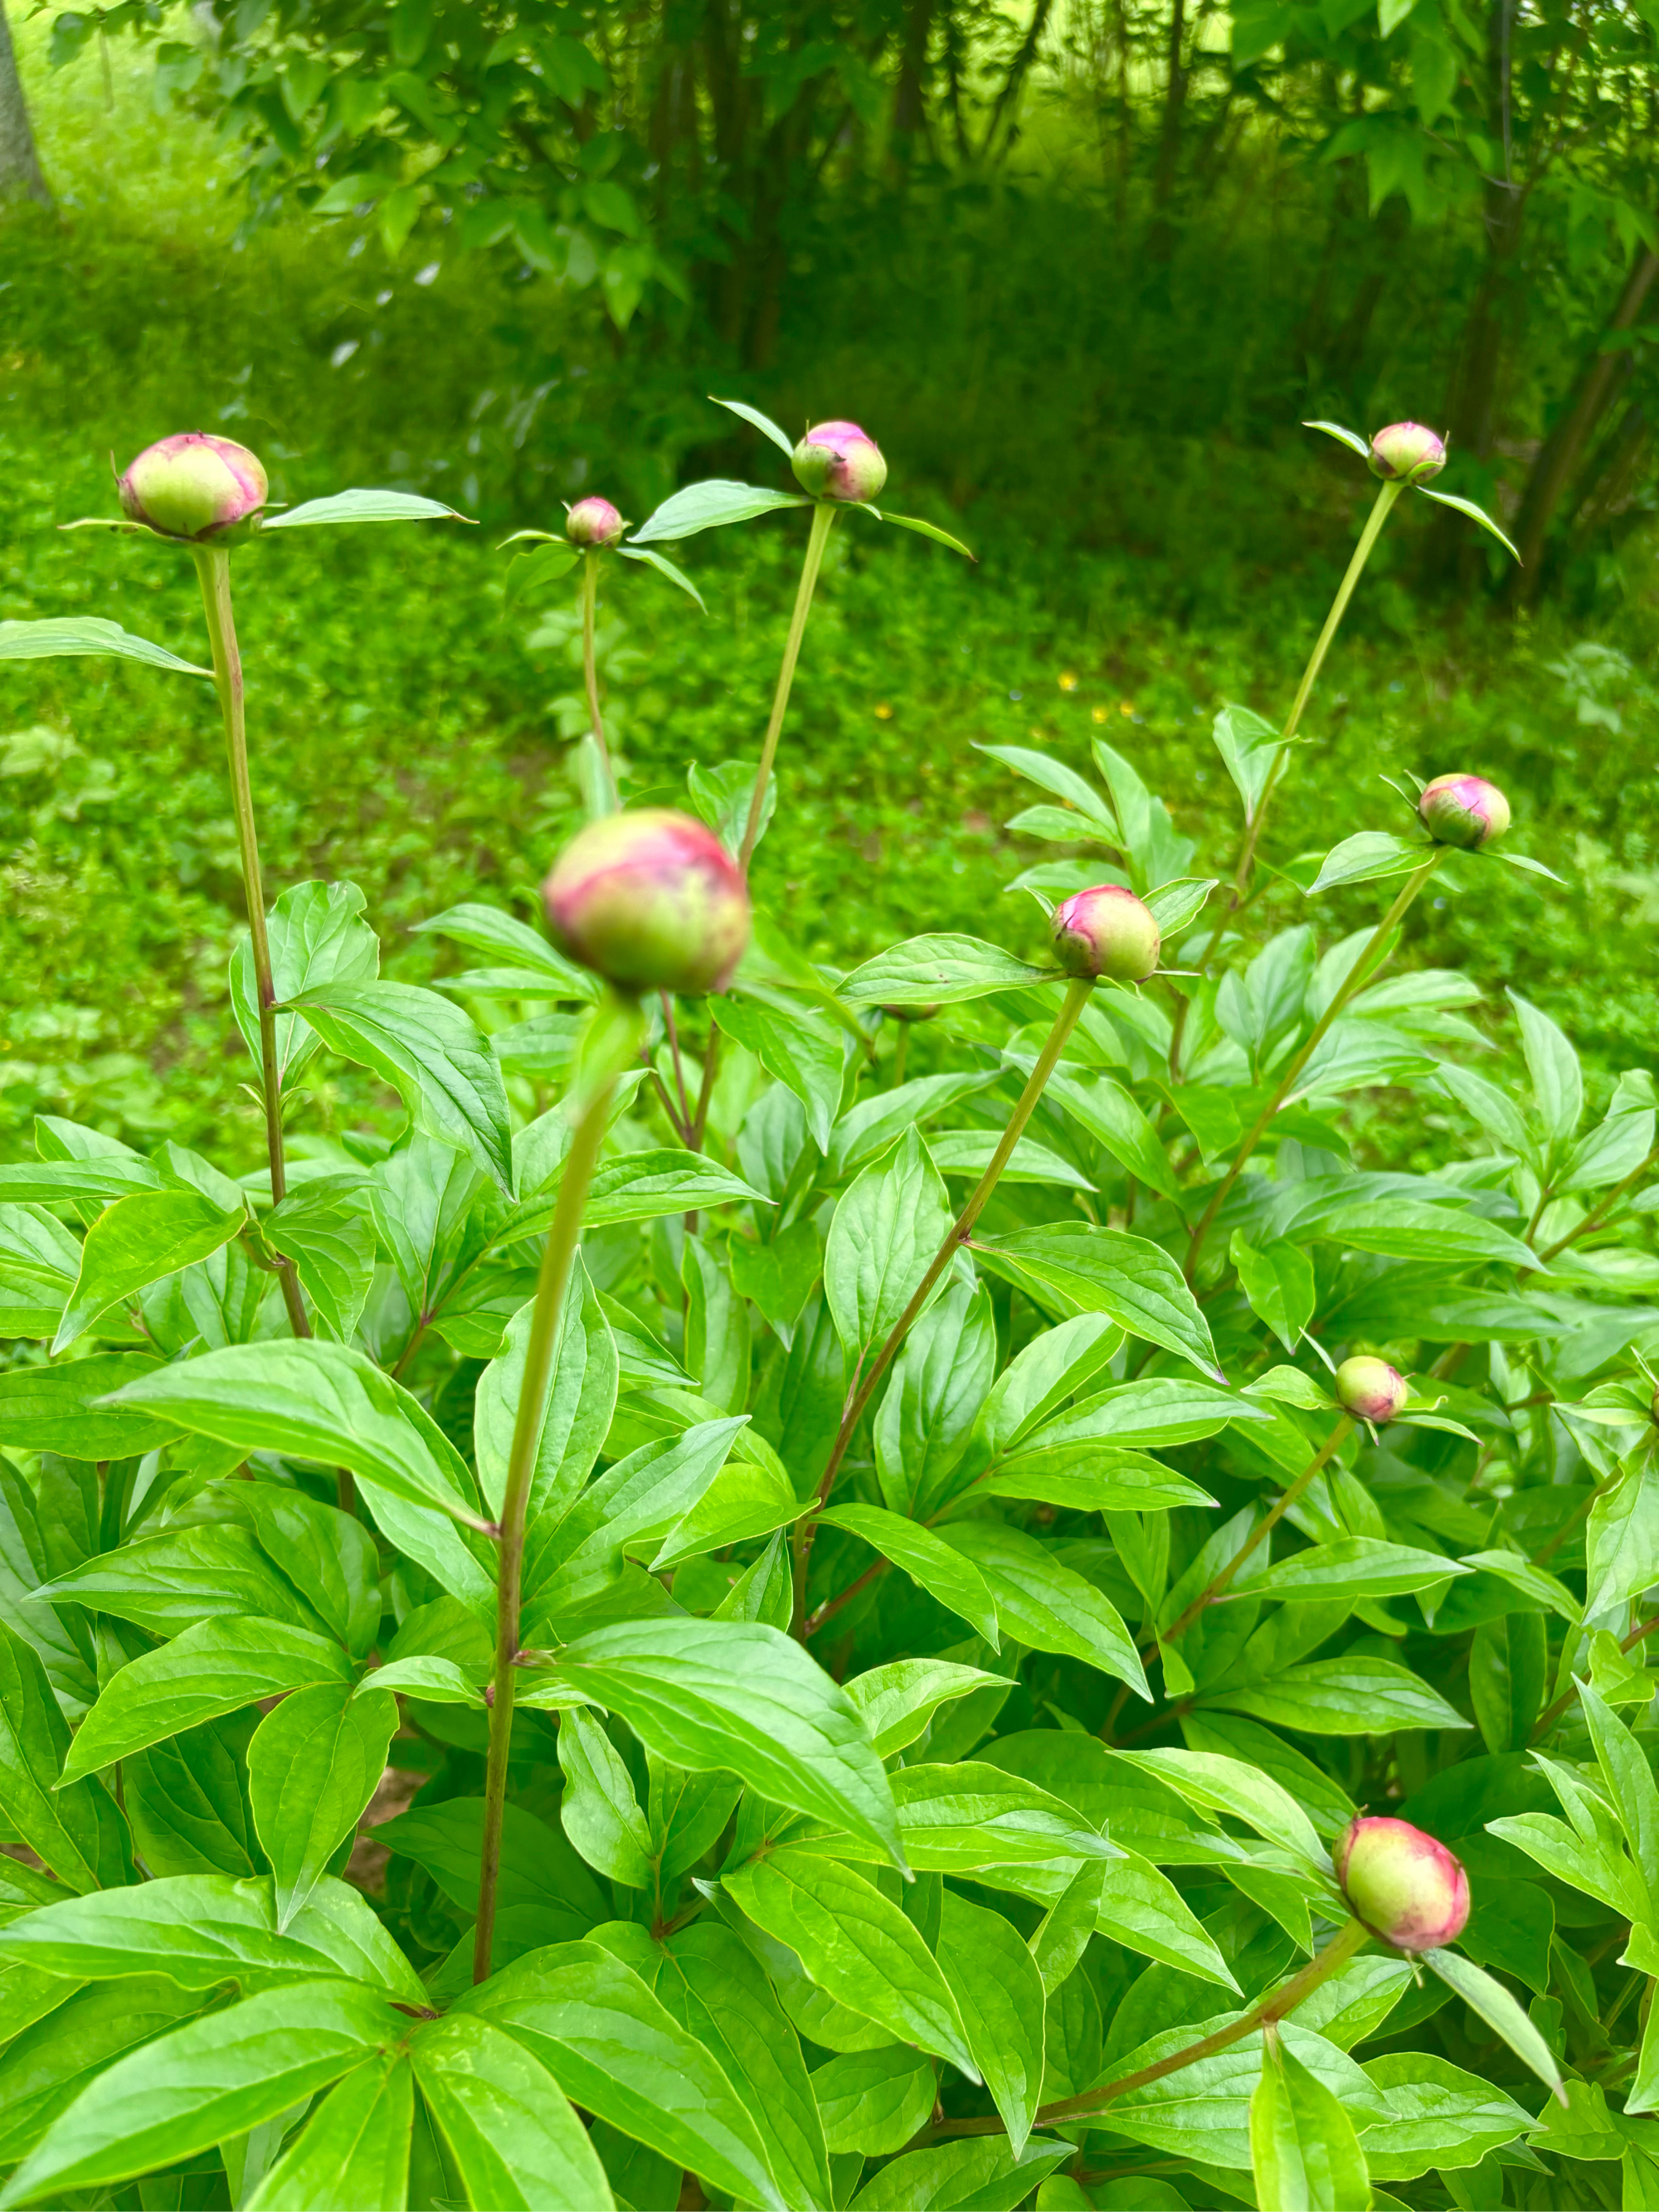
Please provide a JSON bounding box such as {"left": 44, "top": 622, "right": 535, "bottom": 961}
{"left": 1334, "top": 1354, "right": 1408, "bottom": 1424}
{"left": 567, "top": 497, "right": 625, "bottom": 549}
{"left": 1052, "top": 885, "right": 1160, "bottom": 984}
{"left": 1334, "top": 1816, "right": 1469, "bottom": 1951}
{"left": 117, "top": 434, "right": 269, "bottom": 542}
{"left": 880, "top": 1004, "right": 941, "bottom": 1023}
{"left": 1418, "top": 773, "right": 1511, "bottom": 850}
{"left": 791, "top": 421, "right": 888, "bottom": 504}
{"left": 1369, "top": 422, "right": 1447, "bottom": 485}
{"left": 542, "top": 808, "right": 751, "bottom": 997}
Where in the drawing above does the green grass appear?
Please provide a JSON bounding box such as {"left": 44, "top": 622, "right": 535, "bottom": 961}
{"left": 4, "top": 26, "right": 1658, "bottom": 1166}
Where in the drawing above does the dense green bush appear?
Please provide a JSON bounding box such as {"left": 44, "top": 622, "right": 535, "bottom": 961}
{"left": 0, "top": 372, "right": 1658, "bottom": 2212}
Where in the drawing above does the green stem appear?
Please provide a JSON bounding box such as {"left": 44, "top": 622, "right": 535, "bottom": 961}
{"left": 927, "top": 1918, "right": 1370, "bottom": 2144}
{"left": 1185, "top": 849, "right": 1443, "bottom": 1281}
{"left": 737, "top": 501, "right": 836, "bottom": 875}
{"left": 581, "top": 549, "right": 619, "bottom": 812}
{"left": 1232, "top": 479, "right": 1404, "bottom": 897}
{"left": 191, "top": 545, "right": 310, "bottom": 1348}
{"left": 891, "top": 1022, "right": 909, "bottom": 1091}
{"left": 1530, "top": 1610, "right": 1659, "bottom": 1744}
{"left": 1535, "top": 1144, "right": 1659, "bottom": 1266}
{"left": 473, "top": 1056, "right": 619, "bottom": 1984}
{"left": 1155, "top": 1416, "right": 1352, "bottom": 1650}
{"left": 795, "top": 977, "right": 1095, "bottom": 1628}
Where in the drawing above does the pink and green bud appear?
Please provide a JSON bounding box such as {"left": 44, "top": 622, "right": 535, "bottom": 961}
{"left": 1418, "top": 773, "right": 1511, "bottom": 850}
{"left": 1052, "top": 885, "right": 1160, "bottom": 984}
{"left": 1334, "top": 1816, "right": 1469, "bottom": 1951}
{"left": 567, "top": 497, "right": 625, "bottom": 549}
{"left": 117, "top": 433, "right": 268, "bottom": 542}
{"left": 542, "top": 808, "right": 750, "bottom": 997}
{"left": 1369, "top": 422, "right": 1447, "bottom": 486}
{"left": 791, "top": 421, "right": 888, "bottom": 504}
{"left": 1334, "top": 1354, "right": 1408, "bottom": 1424}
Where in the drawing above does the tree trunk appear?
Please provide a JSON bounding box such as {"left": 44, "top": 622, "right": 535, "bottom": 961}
{"left": 1146, "top": 0, "right": 1188, "bottom": 260}
{"left": 1507, "top": 246, "right": 1659, "bottom": 595}
{"left": 890, "top": 0, "right": 932, "bottom": 173}
{"left": 0, "top": 0, "right": 50, "bottom": 208}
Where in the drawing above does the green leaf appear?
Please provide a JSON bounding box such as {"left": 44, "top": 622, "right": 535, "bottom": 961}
{"left": 0, "top": 1977, "right": 408, "bottom": 2208}
{"left": 1197, "top": 1655, "right": 1469, "bottom": 1734}
{"left": 1097, "top": 2018, "right": 1384, "bottom": 2167}
{"left": 1301, "top": 1198, "right": 1535, "bottom": 1270}
{"left": 630, "top": 479, "right": 811, "bottom": 543}
{"left": 231, "top": 880, "right": 382, "bottom": 1096}
{"left": 1304, "top": 420, "right": 1371, "bottom": 459}
{"left": 1417, "top": 486, "right": 1521, "bottom": 561}
{"left": 802, "top": 1760, "right": 1119, "bottom": 1877}
{"left": 825, "top": 1125, "right": 953, "bottom": 1364}
{"left": 264, "top": 1179, "right": 378, "bottom": 1344}
{"left": 100, "top": 1339, "right": 488, "bottom": 1529}
{"left": 649, "top": 1455, "right": 804, "bottom": 1569}
{"left": 937, "top": 1520, "right": 1149, "bottom": 1699}
{"left": 525, "top": 1417, "right": 747, "bottom": 1619}
{"left": 978, "top": 1446, "right": 1213, "bottom": 1514}
{"left": 557, "top": 1705, "right": 654, "bottom": 1888}
{"left": 937, "top": 1889, "right": 1045, "bottom": 2153}
{"left": 243, "top": 2052, "right": 413, "bottom": 2211}
{"left": 708, "top": 396, "right": 796, "bottom": 456}
{"left": 504, "top": 538, "right": 581, "bottom": 613}
{"left": 1360, "top": 2049, "right": 1537, "bottom": 2180}
{"left": 713, "top": 994, "right": 844, "bottom": 1153}
{"left": 1421, "top": 1947, "right": 1564, "bottom": 2101}
{"left": 37, "top": 1523, "right": 330, "bottom": 1640}
{"left": 0, "top": 1974, "right": 207, "bottom": 2168}
{"left": 811, "top": 2044, "right": 935, "bottom": 2156}
{"left": 972, "top": 1222, "right": 1224, "bottom": 1379}
{"left": 57, "top": 1617, "right": 353, "bottom": 1783}
{"left": 124, "top": 1718, "right": 259, "bottom": 1880}
{"left": 848, "top": 2136, "right": 1072, "bottom": 2210}
{"left": 376, "top": 1797, "right": 606, "bottom": 1934}
{"left": 817, "top": 1504, "right": 1000, "bottom": 1645}
{"left": 459, "top": 1940, "right": 786, "bottom": 2210}
{"left": 0, "top": 1873, "right": 426, "bottom": 2001}
{"left": 1030, "top": 1860, "right": 1107, "bottom": 1996}
{"left": 290, "top": 980, "right": 513, "bottom": 1194}
{"left": 1211, "top": 702, "right": 1282, "bottom": 818}
{"left": 0, "top": 616, "right": 211, "bottom": 677}
{"left": 249, "top": 1684, "right": 398, "bottom": 1929}
{"left": 723, "top": 1848, "right": 977, "bottom": 2077}
{"left": 1469, "top": 1612, "right": 1547, "bottom": 1754}
{"left": 260, "top": 488, "right": 473, "bottom": 528}
{"left": 504, "top": 1150, "right": 769, "bottom": 1241}
{"left": 1249, "top": 2024, "right": 1371, "bottom": 2211}
{"left": 616, "top": 542, "right": 708, "bottom": 610}
{"left": 1042, "top": 1069, "right": 1181, "bottom": 1200}
{"left": 413, "top": 900, "right": 597, "bottom": 1001}
{"left": 230, "top": 1484, "right": 383, "bottom": 1659}
{"left": 1247, "top": 1536, "right": 1472, "bottom": 1606}
{"left": 1576, "top": 1680, "right": 1659, "bottom": 1909}
{"left": 1306, "top": 832, "right": 1426, "bottom": 895}
{"left": 1107, "top": 1748, "right": 1326, "bottom": 1879}
{"left": 0, "top": 1158, "right": 160, "bottom": 1205}
{"left": 545, "top": 1618, "right": 904, "bottom": 1871}
{"left": 839, "top": 933, "right": 1054, "bottom": 1008}
{"left": 869, "top": 508, "right": 975, "bottom": 559}
{"left": 1586, "top": 1459, "right": 1659, "bottom": 1616}
{"left": 0, "top": 1621, "right": 121, "bottom": 1892}
{"left": 53, "top": 1189, "right": 245, "bottom": 1351}
{"left": 477, "top": 1261, "right": 616, "bottom": 1530}
{"left": 412, "top": 2012, "right": 615, "bottom": 2210}
{"left": 1510, "top": 989, "right": 1583, "bottom": 1144}
{"left": 842, "top": 1659, "right": 1007, "bottom": 1758}
{"left": 1231, "top": 1235, "right": 1317, "bottom": 1354}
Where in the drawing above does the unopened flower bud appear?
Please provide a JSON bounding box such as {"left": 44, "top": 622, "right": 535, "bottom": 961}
{"left": 1418, "top": 773, "right": 1511, "bottom": 850}
{"left": 880, "top": 1004, "right": 941, "bottom": 1023}
{"left": 1334, "top": 1354, "right": 1408, "bottom": 1425}
{"left": 117, "top": 433, "right": 268, "bottom": 542}
{"left": 567, "top": 497, "right": 625, "bottom": 549}
{"left": 1369, "top": 422, "right": 1447, "bottom": 486}
{"left": 542, "top": 809, "right": 750, "bottom": 997}
{"left": 1334, "top": 1816, "right": 1469, "bottom": 1951}
{"left": 1052, "top": 885, "right": 1160, "bottom": 984}
{"left": 791, "top": 421, "right": 888, "bottom": 504}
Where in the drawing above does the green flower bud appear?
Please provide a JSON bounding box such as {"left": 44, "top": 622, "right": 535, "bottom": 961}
{"left": 1369, "top": 422, "right": 1447, "bottom": 486}
{"left": 117, "top": 433, "right": 269, "bottom": 542}
{"left": 1334, "top": 1816, "right": 1469, "bottom": 1950}
{"left": 791, "top": 421, "right": 888, "bottom": 504}
{"left": 1052, "top": 886, "right": 1160, "bottom": 983}
{"left": 1418, "top": 774, "right": 1511, "bottom": 850}
{"left": 1334, "top": 1355, "right": 1408, "bottom": 1424}
{"left": 567, "top": 497, "right": 625, "bottom": 548}
{"left": 542, "top": 808, "right": 751, "bottom": 997}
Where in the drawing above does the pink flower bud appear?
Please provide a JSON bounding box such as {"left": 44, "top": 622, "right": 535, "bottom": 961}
{"left": 1052, "top": 885, "right": 1160, "bottom": 983}
{"left": 1334, "top": 1816, "right": 1469, "bottom": 1951}
{"left": 1369, "top": 422, "right": 1447, "bottom": 486}
{"left": 117, "top": 433, "right": 269, "bottom": 542}
{"left": 567, "top": 497, "right": 625, "bottom": 549}
{"left": 1334, "top": 1354, "right": 1408, "bottom": 1424}
{"left": 1418, "top": 773, "right": 1511, "bottom": 850}
{"left": 791, "top": 421, "right": 888, "bottom": 504}
{"left": 542, "top": 809, "right": 751, "bottom": 997}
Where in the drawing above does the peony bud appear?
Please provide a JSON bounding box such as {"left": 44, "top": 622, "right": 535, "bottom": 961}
{"left": 879, "top": 1004, "right": 941, "bottom": 1023}
{"left": 1334, "top": 1816, "right": 1469, "bottom": 1951}
{"left": 117, "top": 433, "right": 268, "bottom": 542}
{"left": 567, "top": 496, "right": 625, "bottom": 549}
{"left": 542, "top": 808, "right": 750, "bottom": 997}
{"left": 1369, "top": 422, "right": 1447, "bottom": 486}
{"left": 1334, "top": 1354, "right": 1408, "bottom": 1425}
{"left": 1418, "top": 773, "right": 1511, "bottom": 850}
{"left": 791, "top": 421, "right": 888, "bottom": 504}
{"left": 1052, "top": 885, "right": 1160, "bottom": 984}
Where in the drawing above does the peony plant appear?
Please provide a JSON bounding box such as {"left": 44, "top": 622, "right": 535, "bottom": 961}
{"left": 1, "top": 391, "right": 1657, "bottom": 2212}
